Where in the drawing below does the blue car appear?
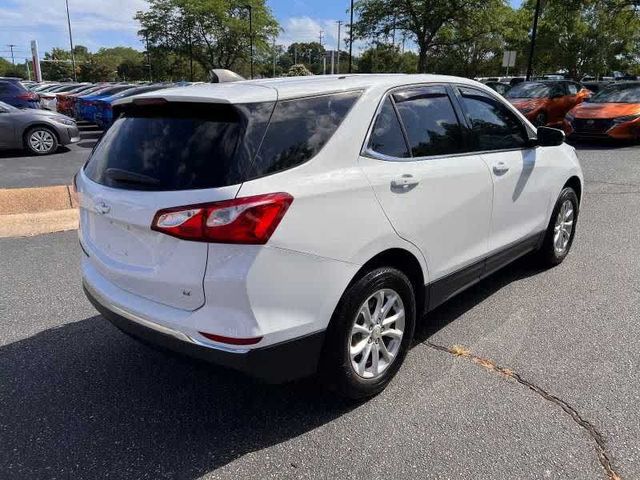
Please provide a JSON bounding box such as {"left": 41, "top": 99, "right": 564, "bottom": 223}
{"left": 94, "top": 84, "right": 172, "bottom": 129}
{"left": 75, "top": 85, "right": 134, "bottom": 122}
{"left": 0, "top": 79, "right": 40, "bottom": 109}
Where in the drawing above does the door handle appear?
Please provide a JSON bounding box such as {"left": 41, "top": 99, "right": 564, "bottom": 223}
{"left": 493, "top": 162, "right": 509, "bottom": 175}
{"left": 391, "top": 174, "right": 419, "bottom": 189}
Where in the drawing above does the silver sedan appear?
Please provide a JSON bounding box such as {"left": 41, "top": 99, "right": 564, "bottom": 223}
{"left": 0, "top": 101, "right": 80, "bottom": 155}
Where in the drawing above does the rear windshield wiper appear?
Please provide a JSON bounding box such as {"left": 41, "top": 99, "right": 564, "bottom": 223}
{"left": 105, "top": 168, "right": 160, "bottom": 186}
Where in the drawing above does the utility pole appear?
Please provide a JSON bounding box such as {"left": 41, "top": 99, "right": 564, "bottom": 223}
{"left": 272, "top": 36, "right": 277, "bottom": 77}
{"left": 336, "top": 20, "right": 342, "bottom": 74}
{"left": 348, "top": 0, "right": 354, "bottom": 73}
{"left": 65, "top": 0, "right": 77, "bottom": 81}
{"left": 319, "top": 30, "right": 326, "bottom": 75}
{"left": 526, "top": 0, "right": 542, "bottom": 81}
{"left": 144, "top": 33, "right": 152, "bottom": 82}
{"left": 294, "top": 44, "right": 298, "bottom": 64}
{"left": 242, "top": 5, "right": 253, "bottom": 79}
{"left": 7, "top": 44, "right": 16, "bottom": 65}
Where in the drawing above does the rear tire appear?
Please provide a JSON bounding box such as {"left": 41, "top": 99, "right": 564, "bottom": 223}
{"left": 25, "top": 126, "right": 58, "bottom": 155}
{"left": 537, "top": 187, "right": 579, "bottom": 266}
{"left": 319, "top": 267, "right": 416, "bottom": 400}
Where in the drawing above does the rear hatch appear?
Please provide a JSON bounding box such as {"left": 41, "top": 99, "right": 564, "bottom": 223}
{"left": 78, "top": 97, "right": 275, "bottom": 310}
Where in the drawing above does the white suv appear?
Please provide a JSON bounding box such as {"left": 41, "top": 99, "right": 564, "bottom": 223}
{"left": 77, "top": 75, "right": 583, "bottom": 399}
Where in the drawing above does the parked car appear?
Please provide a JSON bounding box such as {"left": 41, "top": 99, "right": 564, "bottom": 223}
{"left": 94, "top": 84, "right": 171, "bottom": 129}
{"left": 505, "top": 80, "right": 591, "bottom": 127}
{"left": 39, "top": 84, "right": 85, "bottom": 110}
{"left": 581, "top": 81, "right": 613, "bottom": 94}
{"left": 57, "top": 84, "right": 104, "bottom": 116}
{"left": 564, "top": 82, "right": 640, "bottom": 140}
{"left": 0, "top": 100, "right": 79, "bottom": 154}
{"left": 485, "top": 81, "right": 511, "bottom": 96}
{"left": 0, "top": 79, "right": 40, "bottom": 109}
{"left": 77, "top": 75, "right": 583, "bottom": 399}
{"left": 75, "top": 85, "right": 133, "bottom": 122}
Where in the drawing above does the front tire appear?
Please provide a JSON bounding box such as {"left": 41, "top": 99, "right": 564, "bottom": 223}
{"left": 25, "top": 127, "right": 58, "bottom": 155}
{"left": 320, "top": 267, "right": 416, "bottom": 400}
{"left": 537, "top": 187, "right": 579, "bottom": 266}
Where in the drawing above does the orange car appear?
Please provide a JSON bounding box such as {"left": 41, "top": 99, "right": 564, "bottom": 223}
{"left": 564, "top": 82, "right": 640, "bottom": 140}
{"left": 505, "top": 80, "right": 591, "bottom": 127}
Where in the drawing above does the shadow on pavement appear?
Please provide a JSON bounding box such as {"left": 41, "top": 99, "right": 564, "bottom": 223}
{"left": 569, "top": 138, "right": 638, "bottom": 151}
{"left": 415, "top": 255, "right": 546, "bottom": 342}
{"left": 0, "top": 256, "right": 545, "bottom": 479}
{"left": 0, "top": 315, "right": 355, "bottom": 479}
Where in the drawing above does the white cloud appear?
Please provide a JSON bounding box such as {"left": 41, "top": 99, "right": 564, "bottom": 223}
{"left": 278, "top": 16, "right": 366, "bottom": 54}
{"left": 0, "top": 0, "right": 147, "bottom": 60}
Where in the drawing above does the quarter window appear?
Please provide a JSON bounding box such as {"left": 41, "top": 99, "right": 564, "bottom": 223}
{"left": 567, "top": 83, "right": 579, "bottom": 95}
{"left": 251, "top": 91, "right": 361, "bottom": 177}
{"left": 393, "top": 86, "right": 465, "bottom": 157}
{"left": 368, "top": 97, "right": 410, "bottom": 158}
{"left": 459, "top": 87, "right": 528, "bottom": 151}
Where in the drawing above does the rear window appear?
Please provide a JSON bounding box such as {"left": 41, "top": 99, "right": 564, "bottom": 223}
{"left": 84, "top": 91, "right": 360, "bottom": 191}
{"left": 84, "top": 102, "right": 272, "bottom": 191}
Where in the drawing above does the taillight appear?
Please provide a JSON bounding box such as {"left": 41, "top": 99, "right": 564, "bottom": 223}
{"left": 18, "top": 92, "right": 38, "bottom": 101}
{"left": 151, "top": 192, "right": 293, "bottom": 244}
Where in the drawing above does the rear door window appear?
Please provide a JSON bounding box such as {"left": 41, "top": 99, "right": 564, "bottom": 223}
{"left": 250, "top": 91, "right": 360, "bottom": 177}
{"left": 392, "top": 86, "right": 466, "bottom": 157}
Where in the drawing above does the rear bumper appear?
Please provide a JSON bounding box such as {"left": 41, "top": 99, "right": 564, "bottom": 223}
{"left": 84, "top": 281, "right": 325, "bottom": 383}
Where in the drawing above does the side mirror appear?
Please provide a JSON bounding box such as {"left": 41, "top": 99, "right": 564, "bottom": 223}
{"left": 536, "top": 126, "right": 565, "bottom": 146}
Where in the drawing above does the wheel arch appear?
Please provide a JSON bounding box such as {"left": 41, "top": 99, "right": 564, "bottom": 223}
{"left": 563, "top": 175, "right": 582, "bottom": 204}
{"left": 347, "top": 248, "right": 427, "bottom": 316}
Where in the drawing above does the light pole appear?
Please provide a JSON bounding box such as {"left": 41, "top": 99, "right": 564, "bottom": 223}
{"left": 65, "top": 0, "right": 77, "bottom": 81}
{"left": 336, "top": 20, "right": 342, "bottom": 74}
{"left": 7, "top": 44, "right": 16, "bottom": 65}
{"left": 526, "top": 0, "right": 542, "bottom": 81}
{"left": 244, "top": 5, "right": 254, "bottom": 79}
{"left": 348, "top": 0, "right": 354, "bottom": 73}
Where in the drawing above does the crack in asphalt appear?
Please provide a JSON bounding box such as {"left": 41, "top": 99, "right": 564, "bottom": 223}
{"left": 586, "top": 180, "right": 640, "bottom": 188}
{"left": 425, "top": 342, "right": 622, "bottom": 480}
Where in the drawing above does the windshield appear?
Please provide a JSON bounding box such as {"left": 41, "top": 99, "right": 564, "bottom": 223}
{"left": 0, "top": 100, "right": 18, "bottom": 111}
{"left": 589, "top": 84, "right": 640, "bottom": 103}
{"left": 505, "top": 83, "right": 552, "bottom": 99}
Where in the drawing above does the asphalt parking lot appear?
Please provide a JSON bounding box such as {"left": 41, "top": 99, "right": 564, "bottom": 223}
{"left": 0, "top": 122, "right": 101, "bottom": 188}
{"left": 0, "top": 142, "right": 639, "bottom": 479}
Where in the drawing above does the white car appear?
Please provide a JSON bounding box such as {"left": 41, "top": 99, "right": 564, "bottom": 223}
{"left": 77, "top": 75, "right": 583, "bottom": 399}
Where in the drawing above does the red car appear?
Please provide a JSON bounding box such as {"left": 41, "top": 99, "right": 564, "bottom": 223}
{"left": 506, "top": 80, "right": 591, "bottom": 127}
{"left": 564, "top": 82, "right": 640, "bottom": 141}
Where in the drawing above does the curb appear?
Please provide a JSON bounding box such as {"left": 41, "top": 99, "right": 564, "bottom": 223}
{"left": 0, "top": 185, "right": 79, "bottom": 238}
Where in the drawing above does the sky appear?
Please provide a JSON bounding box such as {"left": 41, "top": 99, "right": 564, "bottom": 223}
{"left": 0, "top": 0, "right": 522, "bottom": 63}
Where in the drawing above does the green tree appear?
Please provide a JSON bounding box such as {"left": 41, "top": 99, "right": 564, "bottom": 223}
{"left": 527, "top": 0, "right": 640, "bottom": 78}
{"left": 286, "top": 42, "right": 325, "bottom": 73}
{"left": 358, "top": 43, "right": 417, "bottom": 72}
{"left": 353, "top": 0, "right": 495, "bottom": 72}
{"left": 285, "top": 63, "right": 313, "bottom": 76}
{"left": 136, "top": 0, "right": 280, "bottom": 79}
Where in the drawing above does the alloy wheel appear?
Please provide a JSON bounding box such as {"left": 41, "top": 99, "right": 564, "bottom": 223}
{"left": 349, "top": 288, "right": 405, "bottom": 379}
{"left": 29, "top": 130, "right": 55, "bottom": 153}
{"left": 553, "top": 199, "right": 574, "bottom": 254}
